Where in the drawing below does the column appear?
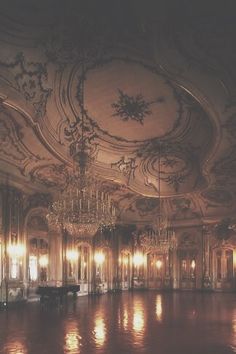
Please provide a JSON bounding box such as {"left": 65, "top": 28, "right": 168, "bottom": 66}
{"left": 202, "top": 225, "right": 212, "bottom": 289}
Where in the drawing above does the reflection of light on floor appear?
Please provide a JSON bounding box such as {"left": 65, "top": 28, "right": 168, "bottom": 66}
{"left": 155, "top": 294, "right": 162, "bottom": 322}
{"left": 6, "top": 339, "right": 28, "bottom": 354}
{"left": 132, "top": 300, "right": 145, "bottom": 348}
{"left": 133, "top": 304, "right": 144, "bottom": 333}
{"left": 94, "top": 317, "right": 106, "bottom": 347}
{"left": 123, "top": 308, "right": 129, "bottom": 330}
{"left": 133, "top": 311, "right": 144, "bottom": 332}
{"left": 65, "top": 322, "right": 81, "bottom": 353}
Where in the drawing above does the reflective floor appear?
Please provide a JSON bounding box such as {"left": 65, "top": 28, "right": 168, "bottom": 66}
{"left": 1, "top": 291, "right": 236, "bottom": 354}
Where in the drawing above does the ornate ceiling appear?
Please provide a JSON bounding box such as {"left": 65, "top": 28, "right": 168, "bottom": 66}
{"left": 0, "top": 1, "right": 235, "bottom": 226}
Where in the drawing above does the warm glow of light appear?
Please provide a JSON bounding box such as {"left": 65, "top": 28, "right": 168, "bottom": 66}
{"left": 66, "top": 250, "right": 79, "bottom": 262}
{"left": 7, "top": 339, "right": 28, "bottom": 354}
{"left": 156, "top": 260, "right": 162, "bottom": 269}
{"left": 132, "top": 300, "right": 145, "bottom": 348}
{"left": 156, "top": 294, "right": 163, "bottom": 322}
{"left": 133, "top": 307, "right": 144, "bottom": 332}
{"left": 191, "top": 259, "right": 196, "bottom": 269}
{"left": 123, "top": 257, "right": 128, "bottom": 265}
{"left": 133, "top": 252, "right": 144, "bottom": 267}
{"left": 39, "top": 255, "right": 49, "bottom": 267}
{"left": 10, "top": 257, "right": 18, "bottom": 279}
{"left": 94, "top": 252, "right": 105, "bottom": 265}
{"left": 7, "top": 243, "right": 25, "bottom": 257}
{"left": 123, "top": 308, "right": 129, "bottom": 330}
{"left": 94, "top": 317, "right": 106, "bottom": 346}
{"left": 29, "top": 255, "right": 37, "bottom": 281}
{"left": 65, "top": 322, "right": 81, "bottom": 353}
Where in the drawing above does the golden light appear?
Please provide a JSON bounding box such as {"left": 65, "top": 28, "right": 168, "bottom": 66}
{"left": 123, "top": 257, "right": 128, "bottom": 265}
{"left": 156, "top": 260, "right": 162, "bottom": 270}
{"left": 29, "top": 255, "right": 38, "bottom": 281}
{"left": 6, "top": 340, "right": 28, "bottom": 354}
{"left": 190, "top": 259, "right": 196, "bottom": 269}
{"left": 94, "top": 316, "right": 106, "bottom": 346}
{"left": 155, "top": 294, "right": 163, "bottom": 322}
{"left": 133, "top": 306, "right": 144, "bottom": 332}
{"left": 66, "top": 250, "right": 79, "bottom": 262}
{"left": 94, "top": 252, "right": 105, "bottom": 265}
{"left": 39, "top": 255, "right": 49, "bottom": 267}
{"left": 65, "top": 321, "right": 81, "bottom": 354}
{"left": 7, "top": 243, "right": 25, "bottom": 257}
{"left": 132, "top": 300, "right": 145, "bottom": 348}
{"left": 133, "top": 252, "right": 144, "bottom": 267}
{"left": 123, "top": 308, "right": 129, "bottom": 330}
{"left": 65, "top": 332, "right": 80, "bottom": 353}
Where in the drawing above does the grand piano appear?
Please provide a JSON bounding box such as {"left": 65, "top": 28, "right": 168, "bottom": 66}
{"left": 36, "top": 284, "right": 80, "bottom": 305}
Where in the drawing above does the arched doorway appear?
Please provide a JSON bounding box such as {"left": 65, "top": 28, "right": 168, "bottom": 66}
{"left": 178, "top": 250, "right": 197, "bottom": 290}
{"left": 120, "top": 250, "right": 132, "bottom": 290}
{"left": 93, "top": 247, "right": 112, "bottom": 293}
{"left": 213, "top": 246, "right": 234, "bottom": 291}
{"left": 177, "top": 232, "right": 199, "bottom": 290}
{"left": 76, "top": 242, "right": 92, "bottom": 295}
{"left": 147, "top": 252, "right": 166, "bottom": 289}
{"left": 25, "top": 210, "right": 50, "bottom": 300}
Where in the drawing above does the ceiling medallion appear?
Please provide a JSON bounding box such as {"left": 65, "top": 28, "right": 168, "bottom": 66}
{"left": 111, "top": 89, "right": 164, "bottom": 125}
{"left": 47, "top": 61, "right": 116, "bottom": 237}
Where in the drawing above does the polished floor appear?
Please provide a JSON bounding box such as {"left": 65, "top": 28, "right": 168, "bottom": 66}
{"left": 1, "top": 291, "right": 236, "bottom": 354}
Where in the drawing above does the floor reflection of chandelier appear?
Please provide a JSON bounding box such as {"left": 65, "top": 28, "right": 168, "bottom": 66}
{"left": 47, "top": 62, "right": 116, "bottom": 237}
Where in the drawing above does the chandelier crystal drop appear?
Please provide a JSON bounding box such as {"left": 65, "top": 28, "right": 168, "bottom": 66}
{"left": 47, "top": 60, "right": 116, "bottom": 237}
{"left": 46, "top": 172, "right": 116, "bottom": 237}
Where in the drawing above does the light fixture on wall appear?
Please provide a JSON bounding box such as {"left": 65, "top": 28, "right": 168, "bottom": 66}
{"left": 156, "top": 259, "right": 162, "bottom": 270}
{"left": 94, "top": 251, "right": 105, "bottom": 265}
{"left": 66, "top": 249, "right": 79, "bottom": 262}
{"left": 38, "top": 255, "right": 49, "bottom": 268}
{"left": 133, "top": 252, "right": 145, "bottom": 267}
{"left": 47, "top": 60, "right": 116, "bottom": 237}
{"left": 7, "top": 243, "right": 25, "bottom": 258}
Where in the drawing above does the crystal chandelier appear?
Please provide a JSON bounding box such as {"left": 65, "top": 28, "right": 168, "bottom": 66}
{"left": 47, "top": 62, "right": 116, "bottom": 237}
{"left": 153, "top": 141, "right": 177, "bottom": 251}
{"left": 139, "top": 141, "right": 177, "bottom": 252}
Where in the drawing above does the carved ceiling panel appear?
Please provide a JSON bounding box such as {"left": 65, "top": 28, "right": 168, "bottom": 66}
{"left": 0, "top": 2, "right": 235, "bottom": 224}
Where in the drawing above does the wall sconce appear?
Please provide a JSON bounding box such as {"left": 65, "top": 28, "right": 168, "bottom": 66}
{"left": 133, "top": 252, "right": 144, "bottom": 267}
{"left": 66, "top": 250, "right": 79, "bottom": 262}
{"left": 39, "top": 255, "right": 49, "bottom": 267}
{"left": 7, "top": 243, "right": 25, "bottom": 257}
{"left": 94, "top": 252, "right": 105, "bottom": 265}
{"left": 156, "top": 260, "right": 162, "bottom": 270}
{"left": 190, "top": 260, "right": 196, "bottom": 270}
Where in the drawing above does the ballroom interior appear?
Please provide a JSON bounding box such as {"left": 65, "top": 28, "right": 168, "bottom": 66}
{"left": 0, "top": 0, "right": 236, "bottom": 307}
